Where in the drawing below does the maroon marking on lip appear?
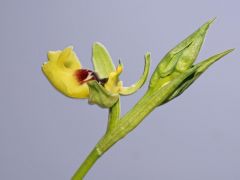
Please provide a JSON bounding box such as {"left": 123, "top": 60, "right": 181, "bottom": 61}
{"left": 75, "top": 69, "right": 95, "bottom": 84}
{"left": 74, "top": 69, "right": 108, "bottom": 85}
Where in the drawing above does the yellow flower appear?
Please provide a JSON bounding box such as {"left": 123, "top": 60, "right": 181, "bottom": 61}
{"left": 42, "top": 46, "right": 123, "bottom": 99}
{"left": 42, "top": 43, "right": 150, "bottom": 107}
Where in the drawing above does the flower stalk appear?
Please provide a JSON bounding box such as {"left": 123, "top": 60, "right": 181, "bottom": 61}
{"left": 72, "top": 90, "right": 156, "bottom": 180}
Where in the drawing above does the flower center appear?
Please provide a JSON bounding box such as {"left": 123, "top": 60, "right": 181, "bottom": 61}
{"left": 74, "top": 69, "right": 108, "bottom": 85}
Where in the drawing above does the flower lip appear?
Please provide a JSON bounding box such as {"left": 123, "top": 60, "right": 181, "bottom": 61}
{"left": 74, "top": 69, "right": 108, "bottom": 85}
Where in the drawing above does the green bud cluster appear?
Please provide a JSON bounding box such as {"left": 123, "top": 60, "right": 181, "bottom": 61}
{"left": 148, "top": 18, "right": 233, "bottom": 105}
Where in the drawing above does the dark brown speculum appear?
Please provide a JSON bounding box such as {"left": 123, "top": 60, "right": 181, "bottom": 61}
{"left": 75, "top": 69, "right": 108, "bottom": 85}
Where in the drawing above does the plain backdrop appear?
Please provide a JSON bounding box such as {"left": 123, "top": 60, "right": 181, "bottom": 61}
{"left": 0, "top": 0, "right": 239, "bottom": 180}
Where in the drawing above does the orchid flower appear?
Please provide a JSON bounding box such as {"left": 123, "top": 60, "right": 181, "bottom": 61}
{"left": 42, "top": 43, "right": 150, "bottom": 107}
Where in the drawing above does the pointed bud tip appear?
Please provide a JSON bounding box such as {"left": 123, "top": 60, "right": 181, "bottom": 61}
{"left": 199, "top": 17, "right": 216, "bottom": 34}
{"left": 228, "top": 48, "right": 235, "bottom": 52}
{"left": 199, "top": 18, "right": 216, "bottom": 33}
{"left": 208, "top": 17, "right": 217, "bottom": 25}
{"left": 220, "top": 48, "right": 235, "bottom": 56}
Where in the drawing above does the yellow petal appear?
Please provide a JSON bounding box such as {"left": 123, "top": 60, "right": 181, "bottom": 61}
{"left": 42, "top": 47, "right": 88, "bottom": 98}
{"left": 104, "top": 63, "right": 123, "bottom": 94}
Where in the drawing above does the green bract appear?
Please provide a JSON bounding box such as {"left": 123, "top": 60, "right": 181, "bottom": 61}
{"left": 88, "top": 80, "right": 119, "bottom": 108}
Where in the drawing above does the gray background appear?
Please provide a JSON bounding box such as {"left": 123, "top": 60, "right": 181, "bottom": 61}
{"left": 0, "top": 0, "right": 239, "bottom": 179}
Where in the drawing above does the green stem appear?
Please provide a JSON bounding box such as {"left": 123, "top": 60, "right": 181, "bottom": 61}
{"left": 72, "top": 74, "right": 186, "bottom": 179}
{"left": 106, "top": 99, "right": 121, "bottom": 132}
{"left": 72, "top": 80, "right": 178, "bottom": 179}
{"left": 72, "top": 99, "right": 121, "bottom": 179}
{"left": 97, "top": 90, "right": 157, "bottom": 153}
{"left": 71, "top": 147, "right": 101, "bottom": 180}
{"left": 72, "top": 90, "right": 164, "bottom": 179}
